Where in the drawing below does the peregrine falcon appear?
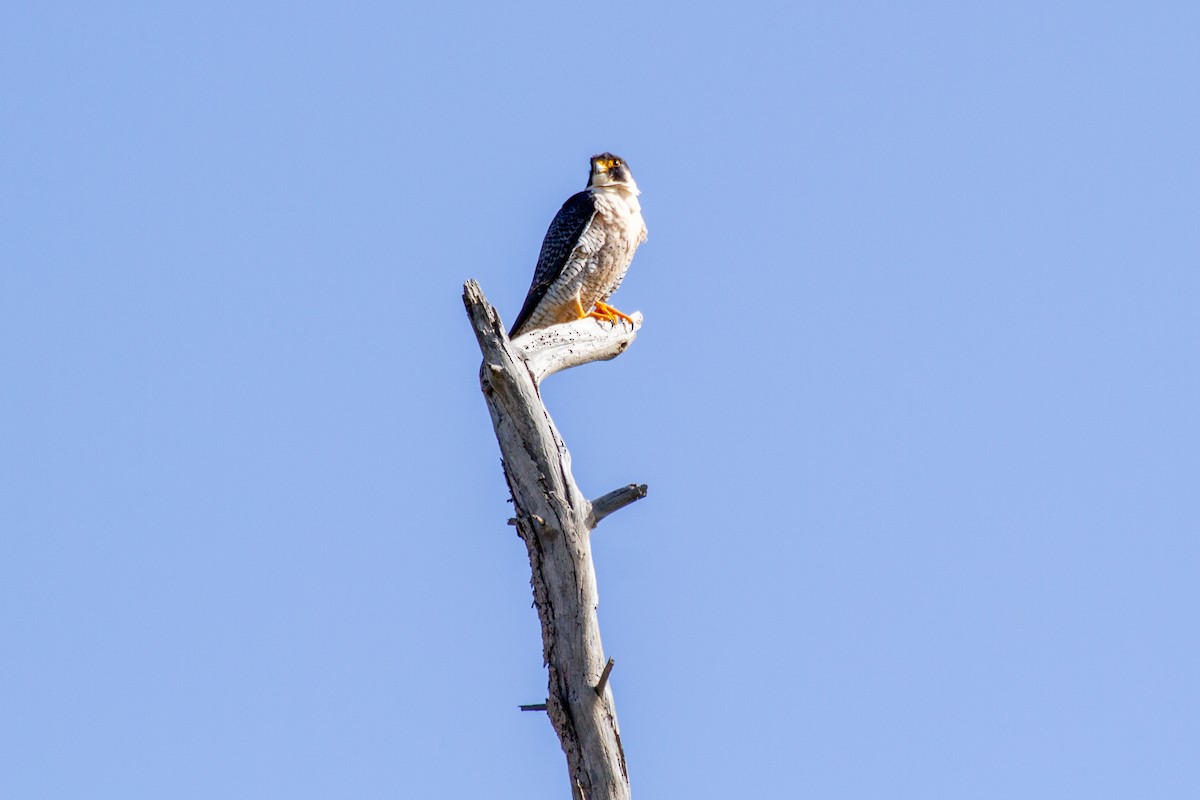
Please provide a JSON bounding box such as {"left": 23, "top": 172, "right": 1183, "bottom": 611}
{"left": 508, "top": 153, "right": 647, "bottom": 338}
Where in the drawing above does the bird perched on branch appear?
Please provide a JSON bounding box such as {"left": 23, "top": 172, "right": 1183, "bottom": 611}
{"left": 508, "top": 153, "right": 647, "bottom": 338}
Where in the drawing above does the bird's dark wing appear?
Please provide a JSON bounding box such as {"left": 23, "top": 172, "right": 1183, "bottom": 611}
{"left": 508, "top": 191, "right": 597, "bottom": 337}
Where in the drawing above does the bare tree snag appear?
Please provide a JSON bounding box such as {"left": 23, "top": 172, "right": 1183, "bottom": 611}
{"left": 463, "top": 279, "right": 646, "bottom": 800}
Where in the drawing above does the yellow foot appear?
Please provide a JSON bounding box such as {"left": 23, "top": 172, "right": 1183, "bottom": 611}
{"left": 592, "top": 301, "right": 635, "bottom": 326}
{"left": 584, "top": 299, "right": 616, "bottom": 324}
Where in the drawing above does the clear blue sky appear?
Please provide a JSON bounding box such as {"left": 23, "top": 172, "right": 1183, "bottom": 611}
{"left": 3, "top": 2, "right": 1197, "bottom": 797}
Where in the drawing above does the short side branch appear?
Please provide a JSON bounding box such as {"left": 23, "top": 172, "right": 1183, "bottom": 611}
{"left": 588, "top": 484, "right": 649, "bottom": 529}
{"left": 595, "top": 658, "right": 616, "bottom": 696}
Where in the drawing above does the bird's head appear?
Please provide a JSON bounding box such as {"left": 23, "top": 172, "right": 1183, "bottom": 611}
{"left": 588, "top": 153, "right": 637, "bottom": 190}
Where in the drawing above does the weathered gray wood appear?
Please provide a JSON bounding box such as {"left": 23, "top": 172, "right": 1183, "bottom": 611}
{"left": 511, "top": 312, "right": 642, "bottom": 385}
{"left": 463, "top": 279, "right": 640, "bottom": 800}
{"left": 589, "top": 485, "right": 649, "bottom": 529}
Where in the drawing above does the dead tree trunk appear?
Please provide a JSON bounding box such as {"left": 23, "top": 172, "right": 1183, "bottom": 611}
{"left": 463, "top": 279, "right": 647, "bottom": 800}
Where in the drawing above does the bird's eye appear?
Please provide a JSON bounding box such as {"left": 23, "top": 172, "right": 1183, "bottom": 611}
{"left": 613, "top": 159, "right": 622, "bottom": 166}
